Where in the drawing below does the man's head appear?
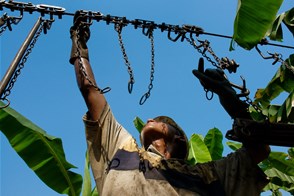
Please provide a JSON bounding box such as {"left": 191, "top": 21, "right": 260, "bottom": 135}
{"left": 140, "top": 116, "right": 188, "bottom": 160}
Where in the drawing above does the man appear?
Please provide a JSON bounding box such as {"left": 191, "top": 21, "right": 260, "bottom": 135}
{"left": 70, "top": 12, "right": 270, "bottom": 195}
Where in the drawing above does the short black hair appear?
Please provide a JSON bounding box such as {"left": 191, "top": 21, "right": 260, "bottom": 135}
{"left": 153, "top": 116, "right": 189, "bottom": 159}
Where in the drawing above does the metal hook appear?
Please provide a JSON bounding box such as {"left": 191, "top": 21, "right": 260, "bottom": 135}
{"left": 255, "top": 45, "right": 282, "bottom": 65}
{"left": 42, "top": 18, "right": 54, "bottom": 34}
{"left": 229, "top": 76, "right": 250, "bottom": 97}
{"left": 167, "top": 26, "right": 185, "bottom": 42}
{"left": 142, "top": 22, "right": 154, "bottom": 38}
{"left": 115, "top": 17, "right": 128, "bottom": 34}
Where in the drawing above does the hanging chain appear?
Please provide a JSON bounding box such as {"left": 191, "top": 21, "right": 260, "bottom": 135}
{"left": 185, "top": 34, "right": 239, "bottom": 73}
{"left": 185, "top": 33, "right": 266, "bottom": 118}
{"left": 0, "top": 19, "right": 47, "bottom": 108}
{"left": 139, "top": 29, "right": 155, "bottom": 105}
{"left": 76, "top": 26, "right": 111, "bottom": 94}
{"left": 185, "top": 36, "right": 219, "bottom": 69}
{"left": 115, "top": 23, "right": 135, "bottom": 93}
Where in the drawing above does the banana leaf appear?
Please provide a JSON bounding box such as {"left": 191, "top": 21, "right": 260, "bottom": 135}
{"left": 289, "top": 148, "right": 294, "bottom": 158}
{"left": 203, "top": 128, "right": 223, "bottom": 160}
{"left": 283, "top": 8, "right": 294, "bottom": 36}
{"left": 268, "top": 7, "right": 294, "bottom": 41}
{"left": 268, "top": 151, "right": 294, "bottom": 177}
{"left": 264, "top": 168, "right": 294, "bottom": 194}
{"left": 0, "top": 101, "right": 82, "bottom": 196}
{"left": 82, "top": 151, "right": 92, "bottom": 196}
{"left": 133, "top": 116, "right": 145, "bottom": 133}
{"left": 187, "top": 134, "right": 212, "bottom": 165}
{"left": 232, "top": 0, "right": 283, "bottom": 50}
{"left": 253, "top": 55, "right": 294, "bottom": 123}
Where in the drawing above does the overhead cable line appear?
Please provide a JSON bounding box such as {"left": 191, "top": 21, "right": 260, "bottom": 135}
{"left": 0, "top": 0, "right": 293, "bottom": 49}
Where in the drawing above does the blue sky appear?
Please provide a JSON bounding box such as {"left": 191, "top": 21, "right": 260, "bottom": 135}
{"left": 1, "top": 0, "right": 293, "bottom": 195}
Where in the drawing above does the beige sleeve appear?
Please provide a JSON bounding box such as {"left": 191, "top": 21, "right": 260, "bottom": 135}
{"left": 213, "top": 148, "right": 269, "bottom": 196}
{"left": 83, "top": 102, "right": 132, "bottom": 192}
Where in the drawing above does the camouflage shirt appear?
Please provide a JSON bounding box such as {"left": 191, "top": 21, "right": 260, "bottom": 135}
{"left": 83, "top": 103, "right": 269, "bottom": 196}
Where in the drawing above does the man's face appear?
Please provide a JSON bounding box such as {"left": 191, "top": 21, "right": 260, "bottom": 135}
{"left": 141, "top": 119, "right": 177, "bottom": 159}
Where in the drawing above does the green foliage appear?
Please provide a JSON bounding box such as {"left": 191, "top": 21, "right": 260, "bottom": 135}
{"left": 187, "top": 134, "right": 212, "bottom": 165}
{"left": 289, "top": 148, "right": 294, "bottom": 158}
{"left": 268, "top": 151, "right": 294, "bottom": 176}
{"left": 226, "top": 141, "right": 294, "bottom": 194}
{"left": 187, "top": 128, "right": 224, "bottom": 165}
{"left": 253, "top": 55, "right": 294, "bottom": 123}
{"left": 262, "top": 153, "right": 294, "bottom": 195}
{"left": 204, "top": 128, "right": 223, "bottom": 160}
{"left": 231, "top": 0, "right": 283, "bottom": 50}
{"left": 81, "top": 151, "right": 99, "bottom": 196}
{"left": 0, "top": 101, "right": 82, "bottom": 196}
{"left": 264, "top": 168, "right": 294, "bottom": 194}
{"left": 226, "top": 141, "right": 242, "bottom": 151}
{"left": 82, "top": 151, "right": 92, "bottom": 196}
{"left": 269, "top": 7, "right": 294, "bottom": 41}
{"left": 133, "top": 116, "right": 145, "bottom": 133}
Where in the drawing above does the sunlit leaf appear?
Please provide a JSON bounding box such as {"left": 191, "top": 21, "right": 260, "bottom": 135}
{"left": 283, "top": 7, "right": 294, "bottom": 36}
{"left": 269, "top": 14, "right": 284, "bottom": 41}
{"left": 264, "top": 168, "right": 294, "bottom": 194}
{"left": 187, "top": 134, "right": 211, "bottom": 165}
{"left": 133, "top": 116, "right": 145, "bottom": 133}
{"left": 226, "top": 141, "right": 242, "bottom": 151}
{"left": 254, "top": 55, "right": 294, "bottom": 121}
{"left": 0, "top": 101, "right": 82, "bottom": 196}
{"left": 204, "top": 128, "right": 223, "bottom": 160}
{"left": 91, "top": 187, "right": 99, "bottom": 196}
{"left": 232, "top": 0, "right": 283, "bottom": 50}
{"left": 82, "top": 151, "right": 92, "bottom": 196}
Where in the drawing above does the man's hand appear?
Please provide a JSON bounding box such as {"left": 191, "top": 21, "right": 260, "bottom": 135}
{"left": 192, "top": 58, "right": 251, "bottom": 120}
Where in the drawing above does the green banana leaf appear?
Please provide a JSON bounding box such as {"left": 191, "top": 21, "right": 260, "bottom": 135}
{"left": 203, "top": 128, "right": 223, "bottom": 160}
{"left": 270, "top": 7, "right": 294, "bottom": 41}
{"left": 232, "top": 0, "right": 283, "bottom": 50}
{"left": 264, "top": 168, "right": 294, "bottom": 194}
{"left": 187, "top": 134, "right": 212, "bottom": 165}
{"left": 289, "top": 148, "right": 294, "bottom": 158}
{"left": 268, "top": 151, "right": 294, "bottom": 176}
{"left": 82, "top": 151, "right": 92, "bottom": 196}
{"left": 253, "top": 55, "right": 294, "bottom": 122}
{"left": 133, "top": 116, "right": 145, "bottom": 133}
{"left": 0, "top": 101, "right": 82, "bottom": 196}
{"left": 283, "top": 8, "right": 294, "bottom": 36}
{"left": 226, "top": 141, "right": 242, "bottom": 151}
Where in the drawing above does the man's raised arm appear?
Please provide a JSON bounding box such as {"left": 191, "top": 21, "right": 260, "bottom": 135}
{"left": 69, "top": 12, "right": 106, "bottom": 121}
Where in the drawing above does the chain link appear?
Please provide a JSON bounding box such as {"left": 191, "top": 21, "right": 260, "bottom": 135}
{"left": 185, "top": 36, "right": 220, "bottom": 69}
{"left": 185, "top": 35, "right": 239, "bottom": 73}
{"left": 140, "top": 30, "right": 155, "bottom": 105}
{"left": 76, "top": 26, "right": 111, "bottom": 94}
{"left": 115, "top": 23, "right": 135, "bottom": 93}
{"left": 0, "top": 19, "right": 46, "bottom": 108}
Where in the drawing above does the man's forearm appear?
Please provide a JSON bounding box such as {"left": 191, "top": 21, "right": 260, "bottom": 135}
{"left": 74, "top": 57, "right": 106, "bottom": 121}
